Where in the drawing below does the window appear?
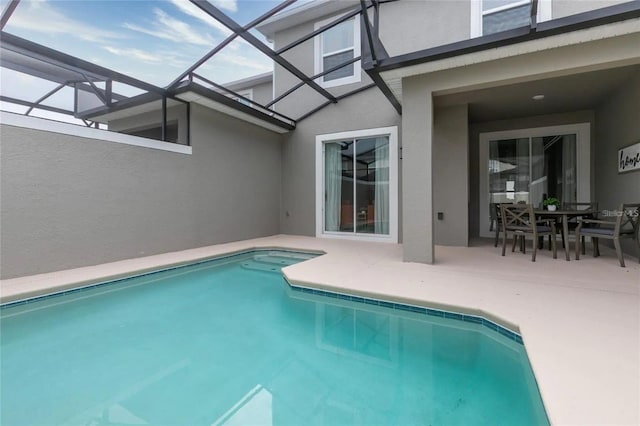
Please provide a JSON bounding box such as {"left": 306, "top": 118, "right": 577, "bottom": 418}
{"left": 315, "top": 127, "right": 398, "bottom": 242}
{"left": 228, "top": 89, "right": 253, "bottom": 106}
{"left": 471, "top": 0, "right": 551, "bottom": 37}
{"left": 314, "top": 16, "right": 361, "bottom": 88}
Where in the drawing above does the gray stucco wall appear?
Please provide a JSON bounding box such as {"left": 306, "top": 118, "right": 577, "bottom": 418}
{"left": 468, "top": 110, "right": 596, "bottom": 238}
{"left": 552, "top": 0, "right": 631, "bottom": 19}
{"left": 271, "top": 9, "right": 374, "bottom": 119}
{"left": 249, "top": 81, "right": 274, "bottom": 106}
{"left": 0, "top": 104, "right": 282, "bottom": 279}
{"left": 279, "top": 88, "right": 401, "bottom": 238}
{"left": 401, "top": 77, "right": 435, "bottom": 262}
{"left": 378, "top": 0, "right": 470, "bottom": 57}
{"left": 227, "top": 79, "right": 274, "bottom": 106}
{"left": 434, "top": 105, "right": 469, "bottom": 246}
{"left": 594, "top": 70, "right": 640, "bottom": 256}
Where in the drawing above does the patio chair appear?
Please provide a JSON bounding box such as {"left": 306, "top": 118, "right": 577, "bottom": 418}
{"left": 501, "top": 204, "right": 557, "bottom": 262}
{"left": 492, "top": 202, "right": 512, "bottom": 247}
{"left": 561, "top": 201, "right": 599, "bottom": 254}
{"left": 576, "top": 203, "right": 640, "bottom": 267}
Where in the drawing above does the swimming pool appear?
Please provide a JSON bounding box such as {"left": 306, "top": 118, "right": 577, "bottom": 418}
{"left": 1, "top": 250, "right": 548, "bottom": 425}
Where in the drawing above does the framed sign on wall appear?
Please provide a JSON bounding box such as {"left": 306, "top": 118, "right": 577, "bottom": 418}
{"left": 618, "top": 141, "right": 640, "bottom": 173}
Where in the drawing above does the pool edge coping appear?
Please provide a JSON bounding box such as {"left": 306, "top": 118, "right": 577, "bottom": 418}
{"left": 2, "top": 246, "right": 522, "bottom": 341}
{"left": 0, "top": 246, "right": 325, "bottom": 305}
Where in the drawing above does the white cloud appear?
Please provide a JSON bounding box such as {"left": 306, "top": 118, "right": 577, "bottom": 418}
{"left": 103, "top": 47, "right": 165, "bottom": 63}
{"left": 211, "top": 0, "right": 238, "bottom": 13}
{"left": 123, "top": 8, "right": 217, "bottom": 46}
{"left": 169, "top": 0, "right": 233, "bottom": 36}
{"left": 103, "top": 46, "right": 191, "bottom": 74}
{"left": 6, "top": 0, "right": 123, "bottom": 42}
{"left": 197, "top": 47, "right": 273, "bottom": 84}
{"left": 217, "top": 52, "right": 272, "bottom": 72}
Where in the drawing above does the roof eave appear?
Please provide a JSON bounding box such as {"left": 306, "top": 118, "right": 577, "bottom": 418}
{"left": 369, "top": 1, "right": 640, "bottom": 74}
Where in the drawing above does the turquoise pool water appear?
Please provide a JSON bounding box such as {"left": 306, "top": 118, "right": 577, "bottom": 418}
{"left": 1, "top": 250, "right": 548, "bottom": 425}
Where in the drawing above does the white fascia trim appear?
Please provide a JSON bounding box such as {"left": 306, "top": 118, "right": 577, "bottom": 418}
{"left": 176, "top": 92, "right": 290, "bottom": 134}
{"left": 538, "top": 0, "right": 552, "bottom": 22}
{"left": 0, "top": 112, "right": 192, "bottom": 155}
{"left": 471, "top": 0, "right": 482, "bottom": 38}
{"left": 315, "top": 126, "right": 399, "bottom": 243}
{"left": 314, "top": 14, "right": 362, "bottom": 88}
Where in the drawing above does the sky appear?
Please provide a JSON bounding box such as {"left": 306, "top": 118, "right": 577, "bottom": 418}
{"left": 1, "top": 0, "right": 293, "bottom": 85}
{"left": 0, "top": 0, "right": 309, "bottom": 122}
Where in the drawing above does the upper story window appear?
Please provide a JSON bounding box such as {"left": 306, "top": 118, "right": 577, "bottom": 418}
{"left": 314, "top": 16, "right": 361, "bottom": 88}
{"left": 471, "top": 0, "right": 551, "bottom": 37}
{"left": 483, "top": 0, "right": 531, "bottom": 34}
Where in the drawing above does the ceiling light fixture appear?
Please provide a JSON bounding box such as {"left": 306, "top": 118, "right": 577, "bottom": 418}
{"left": 532, "top": 94, "right": 545, "bottom": 101}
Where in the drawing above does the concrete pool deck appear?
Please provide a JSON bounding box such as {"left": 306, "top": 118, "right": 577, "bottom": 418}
{"left": 2, "top": 234, "right": 639, "bottom": 425}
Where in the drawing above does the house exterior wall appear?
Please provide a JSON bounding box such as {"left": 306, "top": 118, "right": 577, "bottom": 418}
{"left": 401, "top": 78, "right": 435, "bottom": 262}
{"left": 248, "top": 81, "right": 274, "bottom": 106}
{"left": 378, "top": 0, "right": 470, "bottom": 57}
{"left": 552, "top": 0, "right": 631, "bottom": 19}
{"left": 434, "top": 105, "right": 469, "bottom": 246}
{"left": 271, "top": 9, "right": 374, "bottom": 119}
{"left": 268, "top": 7, "right": 403, "bottom": 241}
{"left": 268, "top": 0, "right": 636, "bottom": 255}
{"left": 279, "top": 88, "right": 401, "bottom": 238}
{"left": 594, "top": 70, "right": 640, "bottom": 256}
{"left": 0, "top": 104, "right": 282, "bottom": 279}
{"left": 3, "top": 1, "right": 636, "bottom": 278}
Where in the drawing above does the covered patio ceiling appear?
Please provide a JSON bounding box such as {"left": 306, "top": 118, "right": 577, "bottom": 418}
{"left": 434, "top": 64, "right": 640, "bottom": 122}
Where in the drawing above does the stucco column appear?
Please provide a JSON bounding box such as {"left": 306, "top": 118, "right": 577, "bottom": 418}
{"left": 402, "top": 78, "right": 434, "bottom": 263}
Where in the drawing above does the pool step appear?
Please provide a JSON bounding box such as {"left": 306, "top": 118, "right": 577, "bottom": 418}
{"left": 240, "top": 253, "right": 313, "bottom": 273}
{"left": 252, "top": 255, "right": 300, "bottom": 267}
{"left": 264, "top": 251, "right": 316, "bottom": 260}
{"left": 240, "top": 260, "right": 286, "bottom": 273}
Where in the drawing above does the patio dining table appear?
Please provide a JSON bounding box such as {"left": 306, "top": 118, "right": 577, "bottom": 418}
{"left": 535, "top": 209, "right": 599, "bottom": 261}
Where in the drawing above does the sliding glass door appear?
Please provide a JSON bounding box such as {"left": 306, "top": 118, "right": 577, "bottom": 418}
{"left": 479, "top": 124, "right": 590, "bottom": 238}
{"left": 488, "top": 134, "right": 577, "bottom": 207}
{"left": 323, "top": 136, "right": 390, "bottom": 235}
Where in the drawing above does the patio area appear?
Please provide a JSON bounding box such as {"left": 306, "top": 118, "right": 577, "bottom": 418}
{"left": 2, "top": 234, "right": 638, "bottom": 425}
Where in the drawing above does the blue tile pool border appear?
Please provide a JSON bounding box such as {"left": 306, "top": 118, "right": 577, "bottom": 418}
{"left": 285, "top": 281, "right": 523, "bottom": 345}
{"left": 0, "top": 248, "right": 320, "bottom": 310}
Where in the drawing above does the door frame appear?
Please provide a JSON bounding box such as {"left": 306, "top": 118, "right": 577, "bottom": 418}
{"left": 315, "top": 126, "right": 399, "bottom": 243}
{"left": 478, "top": 123, "right": 591, "bottom": 238}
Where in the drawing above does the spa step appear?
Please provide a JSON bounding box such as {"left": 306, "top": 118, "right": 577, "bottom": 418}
{"left": 251, "top": 255, "right": 300, "bottom": 267}
{"left": 240, "top": 260, "right": 287, "bottom": 273}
